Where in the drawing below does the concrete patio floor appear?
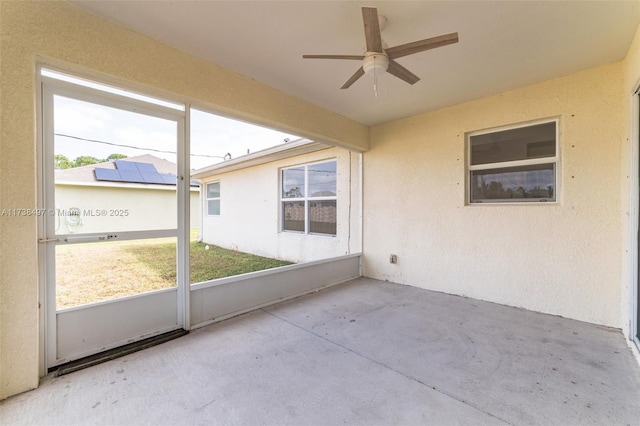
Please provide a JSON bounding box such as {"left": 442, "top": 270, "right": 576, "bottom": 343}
{"left": 2, "top": 277, "right": 640, "bottom": 425}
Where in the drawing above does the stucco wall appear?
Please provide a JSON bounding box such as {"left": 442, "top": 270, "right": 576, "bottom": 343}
{"left": 199, "top": 147, "right": 360, "bottom": 265}
{"left": 364, "top": 61, "right": 626, "bottom": 328}
{"left": 54, "top": 184, "right": 200, "bottom": 234}
{"left": 0, "top": 1, "right": 366, "bottom": 399}
{"left": 621, "top": 25, "right": 640, "bottom": 339}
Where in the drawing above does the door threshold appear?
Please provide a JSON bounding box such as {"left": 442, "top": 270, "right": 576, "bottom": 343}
{"left": 49, "top": 329, "right": 188, "bottom": 377}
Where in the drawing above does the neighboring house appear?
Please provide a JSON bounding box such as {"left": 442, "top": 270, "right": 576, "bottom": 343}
{"left": 55, "top": 154, "right": 200, "bottom": 234}
{"left": 192, "top": 139, "right": 360, "bottom": 263}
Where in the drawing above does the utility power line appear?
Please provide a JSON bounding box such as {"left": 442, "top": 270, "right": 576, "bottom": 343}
{"left": 55, "top": 133, "right": 228, "bottom": 159}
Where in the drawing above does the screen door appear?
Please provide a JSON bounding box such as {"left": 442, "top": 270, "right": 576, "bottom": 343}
{"left": 40, "top": 70, "right": 188, "bottom": 367}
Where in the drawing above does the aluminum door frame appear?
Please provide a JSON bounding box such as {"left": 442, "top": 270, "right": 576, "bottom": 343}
{"left": 38, "top": 69, "right": 190, "bottom": 369}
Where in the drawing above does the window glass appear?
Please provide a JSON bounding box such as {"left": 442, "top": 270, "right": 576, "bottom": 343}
{"left": 208, "top": 200, "right": 220, "bottom": 216}
{"left": 470, "top": 122, "right": 556, "bottom": 165}
{"left": 470, "top": 164, "right": 555, "bottom": 201}
{"left": 282, "top": 201, "right": 305, "bottom": 232}
{"left": 207, "top": 182, "right": 220, "bottom": 198}
{"left": 281, "top": 160, "right": 337, "bottom": 235}
{"left": 309, "top": 200, "right": 337, "bottom": 235}
{"left": 206, "top": 182, "right": 220, "bottom": 215}
{"left": 282, "top": 167, "right": 305, "bottom": 198}
{"left": 468, "top": 120, "right": 558, "bottom": 204}
{"left": 308, "top": 161, "right": 337, "bottom": 197}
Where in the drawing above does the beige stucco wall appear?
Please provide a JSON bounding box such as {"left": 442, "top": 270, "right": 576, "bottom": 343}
{"left": 54, "top": 184, "right": 200, "bottom": 234}
{"left": 620, "top": 25, "right": 640, "bottom": 339}
{"left": 364, "top": 61, "right": 627, "bottom": 328}
{"left": 0, "top": 1, "right": 366, "bottom": 399}
{"left": 199, "top": 147, "right": 360, "bottom": 265}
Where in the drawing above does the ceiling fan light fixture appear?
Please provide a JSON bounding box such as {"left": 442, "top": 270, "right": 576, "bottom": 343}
{"left": 362, "top": 52, "right": 389, "bottom": 74}
{"left": 362, "top": 52, "right": 389, "bottom": 98}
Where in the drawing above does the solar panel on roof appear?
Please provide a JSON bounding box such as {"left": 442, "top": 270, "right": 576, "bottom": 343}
{"left": 94, "top": 168, "right": 123, "bottom": 182}
{"left": 119, "top": 170, "right": 144, "bottom": 183}
{"left": 95, "top": 161, "right": 178, "bottom": 185}
{"left": 142, "top": 172, "right": 165, "bottom": 184}
{"left": 160, "top": 173, "right": 177, "bottom": 184}
{"left": 136, "top": 162, "right": 158, "bottom": 173}
{"left": 114, "top": 160, "right": 137, "bottom": 171}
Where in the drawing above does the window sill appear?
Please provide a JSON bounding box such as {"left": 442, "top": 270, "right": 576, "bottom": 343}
{"left": 466, "top": 200, "right": 559, "bottom": 206}
{"left": 280, "top": 231, "right": 337, "bottom": 238}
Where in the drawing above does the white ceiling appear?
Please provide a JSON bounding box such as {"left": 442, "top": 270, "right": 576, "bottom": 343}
{"left": 72, "top": 1, "right": 639, "bottom": 126}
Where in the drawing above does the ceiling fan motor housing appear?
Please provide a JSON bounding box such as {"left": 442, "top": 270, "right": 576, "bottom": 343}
{"left": 363, "top": 51, "right": 389, "bottom": 74}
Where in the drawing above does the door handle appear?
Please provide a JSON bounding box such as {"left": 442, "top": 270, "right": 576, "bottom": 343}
{"left": 38, "top": 238, "right": 59, "bottom": 243}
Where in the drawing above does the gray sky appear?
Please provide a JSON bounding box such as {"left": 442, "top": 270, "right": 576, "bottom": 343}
{"left": 53, "top": 93, "right": 299, "bottom": 171}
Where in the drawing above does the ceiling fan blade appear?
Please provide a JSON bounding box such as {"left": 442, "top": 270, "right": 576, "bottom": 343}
{"left": 303, "top": 54, "right": 364, "bottom": 60}
{"left": 341, "top": 67, "right": 365, "bottom": 89}
{"left": 362, "top": 7, "right": 383, "bottom": 53}
{"left": 386, "top": 32, "right": 459, "bottom": 59}
{"left": 387, "top": 60, "right": 420, "bottom": 85}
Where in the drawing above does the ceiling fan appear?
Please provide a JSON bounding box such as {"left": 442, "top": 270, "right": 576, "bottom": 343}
{"left": 303, "top": 7, "right": 459, "bottom": 90}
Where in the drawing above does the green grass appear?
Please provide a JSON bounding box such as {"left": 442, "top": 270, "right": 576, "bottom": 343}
{"left": 126, "top": 241, "right": 292, "bottom": 284}
{"left": 55, "top": 235, "right": 292, "bottom": 309}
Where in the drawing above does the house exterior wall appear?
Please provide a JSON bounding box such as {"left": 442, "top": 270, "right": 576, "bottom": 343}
{"left": 621, "top": 24, "right": 640, "bottom": 340}
{"left": 199, "top": 147, "right": 360, "bottom": 264}
{"left": 54, "top": 184, "right": 200, "bottom": 234}
{"left": 0, "top": 1, "right": 367, "bottom": 399}
{"left": 364, "top": 60, "right": 627, "bottom": 329}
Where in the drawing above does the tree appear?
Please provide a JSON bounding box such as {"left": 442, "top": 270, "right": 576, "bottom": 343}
{"left": 56, "top": 153, "right": 128, "bottom": 168}
{"left": 54, "top": 154, "right": 74, "bottom": 169}
{"left": 106, "top": 153, "right": 128, "bottom": 161}
{"left": 73, "top": 156, "right": 101, "bottom": 167}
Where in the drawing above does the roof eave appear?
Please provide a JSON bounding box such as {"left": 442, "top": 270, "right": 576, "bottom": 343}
{"left": 191, "top": 139, "right": 332, "bottom": 178}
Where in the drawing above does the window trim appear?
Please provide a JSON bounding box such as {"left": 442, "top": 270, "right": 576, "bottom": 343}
{"left": 206, "top": 181, "right": 221, "bottom": 216}
{"left": 280, "top": 159, "right": 337, "bottom": 236}
{"left": 466, "top": 118, "right": 560, "bottom": 205}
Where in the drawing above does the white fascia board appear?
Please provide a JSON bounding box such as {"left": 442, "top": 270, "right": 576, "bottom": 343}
{"left": 191, "top": 139, "right": 332, "bottom": 179}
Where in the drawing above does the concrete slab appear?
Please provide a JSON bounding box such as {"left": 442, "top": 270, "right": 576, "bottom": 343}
{"left": 266, "top": 278, "right": 640, "bottom": 425}
{"left": 2, "top": 277, "right": 639, "bottom": 425}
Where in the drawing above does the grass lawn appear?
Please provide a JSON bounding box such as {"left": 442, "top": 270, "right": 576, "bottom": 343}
{"left": 55, "top": 235, "right": 292, "bottom": 309}
{"left": 130, "top": 241, "right": 293, "bottom": 284}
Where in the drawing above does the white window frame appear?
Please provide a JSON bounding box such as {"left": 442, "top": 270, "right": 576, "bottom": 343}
{"left": 206, "top": 181, "right": 221, "bottom": 216}
{"left": 280, "top": 159, "right": 337, "bottom": 236}
{"left": 467, "top": 118, "right": 560, "bottom": 204}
